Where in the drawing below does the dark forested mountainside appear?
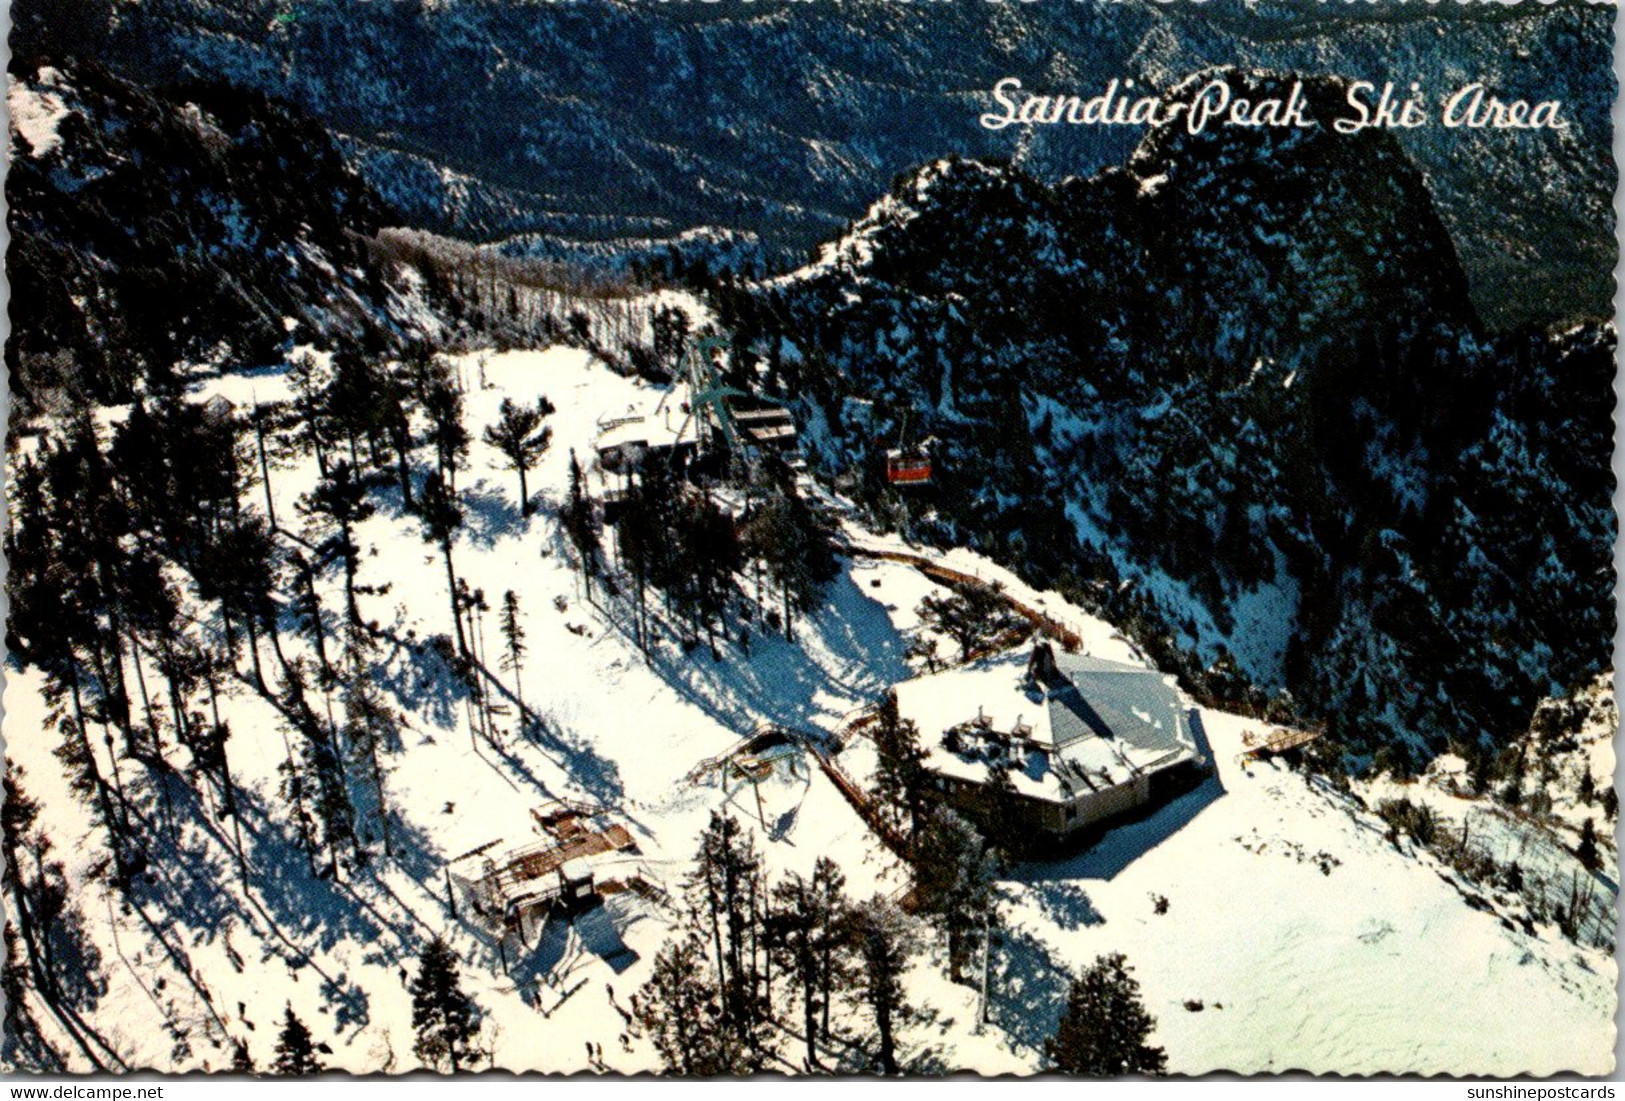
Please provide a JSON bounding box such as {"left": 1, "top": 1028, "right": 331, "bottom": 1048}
{"left": 5, "top": 59, "right": 395, "bottom": 416}
{"left": 720, "top": 69, "right": 1615, "bottom": 761}
{"left": 91, "top": 0, "right": 1617, "bottom": 328}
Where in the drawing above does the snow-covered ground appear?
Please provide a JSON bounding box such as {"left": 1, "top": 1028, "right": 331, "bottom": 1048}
{"left": 996, "top": 704, "right": 1614, "bottom": 1076}
{"left": 3, "top": 346, "right": 1614, "bottom": 1075}
{"left": 7, "top": 68, "right": 74, "bottom": 158}
{"left": 835, "top": 527, "right": 1617, "bottom": 1076}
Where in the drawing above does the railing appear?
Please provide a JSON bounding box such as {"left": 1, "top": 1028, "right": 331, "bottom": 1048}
{"left": 845, "top": 546, "right": 1083, "bottom": 652}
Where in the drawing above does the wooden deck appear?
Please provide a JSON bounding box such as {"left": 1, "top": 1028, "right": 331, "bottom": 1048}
{"left": 489, "top": 824, "right": 637, "bottom": 894}
{"left": 1240, "top": 727, "right": 1322, "bottom": 760}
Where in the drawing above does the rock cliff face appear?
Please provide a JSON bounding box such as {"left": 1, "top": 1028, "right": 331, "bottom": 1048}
{"left": 99, "top": 0, "right": 1615, "bottom": 327}
{"left": 725, "top": 70, "right": 1613, "bottom": 758}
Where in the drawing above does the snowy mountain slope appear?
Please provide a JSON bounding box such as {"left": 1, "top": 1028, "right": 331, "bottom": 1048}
{"left": 3, "top": 346, "right": 912, "bottom": 1071}
{"left": 4, "top": 61, "right": 402, "bottom": 415}
{"left": 732, "top": 73, "right": 1614, "bottom": 764}
{"left": 97, "top": 0, "right": 1615, "bottom": 326}
{"left": 998, "top": 706, "right": 1614, "bottom": 1076}
{"left": 829, "top": 529, "right": 1616, "bottom": 1075}
{"left": 4, "top": 344, "right": 1611, "bottom": 1074}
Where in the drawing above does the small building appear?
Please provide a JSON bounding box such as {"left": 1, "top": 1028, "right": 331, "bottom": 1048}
{"left": 730, "top": 405, "right": 799, "bottom": 452}
{"left": 594, "top": 378, "right": 799, "bottom": 483}
{"left": 557, "top": 858, "right": 596, "bottom": 911}
{"left": 594, "top": 398, "right": 702, "bottom": 475}
{"left": 447, "top": 801, "right": 639, "bottom": 933}
{"left": 892, "top": 643, "right": 1208, "bottom": 848}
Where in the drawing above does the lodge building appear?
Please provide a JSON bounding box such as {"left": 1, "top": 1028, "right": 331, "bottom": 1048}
{"left": 892, "top": 642, "right": 1209, "bottom": 846}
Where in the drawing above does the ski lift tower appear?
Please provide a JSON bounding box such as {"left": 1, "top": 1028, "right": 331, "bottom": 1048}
{"left": 674, "top": 335, "right": 747, "bottom": 469}
{"left": 721, "top": 741, "right": 809, "bottom": 831}
{"left": 674, "top": 334, "right": 798, "bottom": 481}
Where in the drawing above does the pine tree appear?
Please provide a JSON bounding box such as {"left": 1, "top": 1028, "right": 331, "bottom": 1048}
{"left": 195, "top": 515, "right": 279, "bottom": 690}
{"left": 618, "top": 462, "right": 681, "bottom": 657}
{"left": 324, "top": 349, "right": 388, "bottom": 469}
{"left": 52, "top": 713, "right": 135, "bottom": 889}
{"left": 178, "top": 711, "right": 249, "bottom": 882}
{"left": 2, "top": 763, "right": 47, "bottom": 997}
{"left": 768, "top": 872, "right": 822, "bottom": 1070}
{"left": 230, "top": 1038, "right": 256, "bottom": 1074}
{"left": 288, "top": 551, "right": 333, "bottom": 683}
{"left": 916, "top": 579, "right": 1013, "bottom": 664}
{"left": 685, "top": 812, "right": 770, "bottom": 1053}
{"left": 562, "top": 450, "right": 603, "bottom": 600}
{"left": 852, "top": 895, "right": 916, "bottom": 1075}
{"left": 288, "top": 353, "right": 334, "bottom": 478}
{"left": 421, "top": 364, "right": 470, "bottom": 492}
{"left": 913, "top": 808, "right": 998, "bottom": 984}
{"left": 809, "top": 856, "right": 850, "bottom": 1046}
{"left": 410, "top": 936, "right": 482, "bottom": 1072}
{"left": 297, "top": 460, "right": 375, "bottom": 629}
{"left": 871, "top": 693, "right": 927, "bottom": 841}
{"left": 769, "top": 856, "right": 852, "bottom": 1070}
{"left": 739, "top": 489, "right": 837, "bottom": 640}
{"left": 2, "top": 923, "right": 65, "bottom": 1072}
{"left": 982, "top": 759, "right": 1024, "bottom": 861}
{"left": 631, "top": 934, "right": 745, "bottom": 1074}
{"left": 482, "top": 396, "right": 554, "bottom": 516}
{"left": 342, "top": 656, "right": 399, "bottom": 858}
{"left": 0, "top": 763, "right": 105, "bottom": 1014}
{"left": 462, "top": 584, "right": 494, "bottom": 737}
{"left": 1576, "top": 817, "right": 1600, "bottom": 871}
{"left": 378, "top": 355, "right": 421, "bottom": 507}
{"left": 651, "top": 304, "right": 690, "bottom": 375}
{"left": 1045, "top": 953, "right": 1167, "bottom": 1076}
{"left": 417, "top": 473, "right": 469, "bottom": 659}
{"left": 695, "top": 494, "right": 743, "bottom": 653}
{"left": 272, "top": 1004, "right": 323, "bottom": 1076}
{"left": 498, "top": 590, "right": 526, "bottom": 712}
{"left": 280, "top": 663, "right": 358, "bottom": 876}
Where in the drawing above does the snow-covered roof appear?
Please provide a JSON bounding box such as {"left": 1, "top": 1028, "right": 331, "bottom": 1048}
{"left": 594, "top": 384, "right": 701, "bottom": 455}
{"left": 595, "top": 412, "right": 698, "bottom": 454}
{"left": 894, "top": 651, "right": 1197, "bottom": 805}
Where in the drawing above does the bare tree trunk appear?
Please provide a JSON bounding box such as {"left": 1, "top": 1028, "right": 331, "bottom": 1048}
{"left": 255, "top": 409, "right": 277, "bottom": 527}
{"left": 443, "top": 540, "right": 469, "bottom": 658}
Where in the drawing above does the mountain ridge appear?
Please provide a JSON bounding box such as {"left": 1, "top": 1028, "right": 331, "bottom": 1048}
{"left": 725, "top": 68, "right": 1614, "bottom": 759}
{"left": 86, "top": 0, "right": 1617, "bottom": 329}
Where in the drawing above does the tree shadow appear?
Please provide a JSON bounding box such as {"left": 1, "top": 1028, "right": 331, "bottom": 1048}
{"left": 458, "top": 478, "right": 527, "bottom": 548}
{"left": 1022, "top": 880, "right": 1105, "bottom": 931}
{"left": 125, "top": 775, "right": 376, "bottom": 1036}
{"left": 369, "top": 631, "right": 468, "bottom": 731}
{"left": 527, "top": 712, "right": 627, "bottom": 808}
{"left": 639, "top": 567, "right": 912, "bottom": 740}
{"left": 983, "top": 926, "right": 1071, "bottom": 1059}
{"left": 472, "top": 663, "right": 629, "bottom": 811}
